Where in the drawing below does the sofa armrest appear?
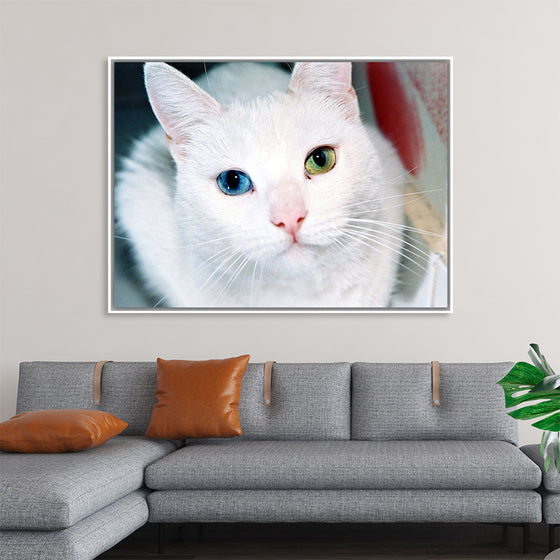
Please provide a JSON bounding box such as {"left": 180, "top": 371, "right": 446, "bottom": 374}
{"left": 522, "top": 444, "right": 560, "bottom": 493}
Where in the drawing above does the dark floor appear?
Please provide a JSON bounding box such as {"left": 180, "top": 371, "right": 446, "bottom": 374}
{"left": 99, "top": 522, "right": 553, "bottom": 559}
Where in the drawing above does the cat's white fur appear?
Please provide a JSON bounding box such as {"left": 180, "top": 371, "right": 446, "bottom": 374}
{"left": 116, "top": 62, "right": 407, "bottom": 308}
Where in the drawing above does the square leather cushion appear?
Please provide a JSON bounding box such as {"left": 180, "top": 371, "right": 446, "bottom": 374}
{"left": 145, "top": 355, "right": 250, "bottom": 439}
{"left": 0, "top": 409, "right": 128, "bottom": 453}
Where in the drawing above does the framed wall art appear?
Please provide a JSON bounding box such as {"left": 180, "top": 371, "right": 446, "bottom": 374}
{"left": 109, "top": 57, "right": 451, "bottom": 313}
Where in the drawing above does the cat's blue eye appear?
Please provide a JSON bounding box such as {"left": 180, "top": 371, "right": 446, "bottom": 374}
{"left": 216, "top": 170, "right": 253, "bottom": 195}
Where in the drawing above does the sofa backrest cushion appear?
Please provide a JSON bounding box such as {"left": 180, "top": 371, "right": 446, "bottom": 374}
{"left": 351, "top": 362, "right": 517, "bottom": 445}
{"left": 17, "top": 362, "right": 158, "bottom": 436}
{"left": 17, "top": 362, "right": 94, "bottom": 412}
{"left": 236, "top": 362, "right": 351, "bottom": 440}
{"left": 17, "top": 361, "right": 352, "bottom": 440}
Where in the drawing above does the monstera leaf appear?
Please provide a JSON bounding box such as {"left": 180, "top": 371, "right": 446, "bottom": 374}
{"left": 497, "top": 344, "right": 560, "bottom": 471}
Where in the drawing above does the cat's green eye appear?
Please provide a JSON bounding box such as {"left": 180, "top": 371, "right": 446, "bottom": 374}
{"left": 305, "top": 146, "right": 336, "bottom": 175}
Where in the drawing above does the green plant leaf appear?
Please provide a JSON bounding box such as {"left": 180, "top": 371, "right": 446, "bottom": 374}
{"left": 543, "top": 355, "right": 557, "bottom": 376}
{"left": 501, "top": 386, "right": 560, "bottom": 409}
{"left": 533, "top": 411, "right": 560, "bottom": 431}
{"left": 554, "top": 439, "right": 560, "bottom": 471}
{"left": 497, "top": 361, "right": 546, "bottom": 388}
{"left": 530, "top": 343, "right": 556, "bottom": 376}
{"left": 543, "top": 432, "right": 560, "bottom": 472}
{"left": 497, "top": 347, "right": 560, "bottom": 472}
{"left": 530, "top": 374, "right": 560, "bottom": 393}
{"left": 507, "top": 401, "right": 560, "bottom": 420}
{"left": 542, "top": 431, "right": 556, "bottom": 456}
{"left": 529, "top": 346, "right": 544, "bottom": 370}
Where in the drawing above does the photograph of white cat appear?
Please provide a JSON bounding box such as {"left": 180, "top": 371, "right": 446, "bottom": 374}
{"left": 113, "top": 60, "right": 449, "bottom": 310}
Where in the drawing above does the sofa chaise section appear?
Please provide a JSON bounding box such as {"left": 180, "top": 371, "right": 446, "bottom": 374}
{"left": 0, "top": 436, "right": 177, "bottom": 530}
{"left": 0, "top": 361, "right": 180, "bottom": 560}
{"left": 0, "top": 490, "right": 149, "bottom": 560}
{"left": 0, "top": 437, "right": 176, "bottom": 560}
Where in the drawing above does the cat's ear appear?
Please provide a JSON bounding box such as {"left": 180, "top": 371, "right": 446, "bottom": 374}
{"left": 288, "top": 62, "right": 359, "bottom": 120}
{"left": 144, "top": 62, "right": 221, "bottom": 158}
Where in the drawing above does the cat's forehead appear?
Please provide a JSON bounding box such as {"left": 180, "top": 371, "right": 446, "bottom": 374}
{"left": 218, "top": 92, "right": 348, "bottom": 154}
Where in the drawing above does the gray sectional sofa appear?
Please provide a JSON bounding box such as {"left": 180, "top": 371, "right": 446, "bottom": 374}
{"left": 0, "top": 361, "right": 545, "bottom": 559}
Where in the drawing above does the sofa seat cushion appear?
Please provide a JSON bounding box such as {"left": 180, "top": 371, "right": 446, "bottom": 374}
{"left": 0, "top": 436, "right": 177, "bottom": 530}
{"left": 145, "top": 440, "right": 541, "bottom": 491}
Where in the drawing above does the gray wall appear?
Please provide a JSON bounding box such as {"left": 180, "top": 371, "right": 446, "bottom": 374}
{"left": 1, "top": 0, "right": 559, "bottom": 445}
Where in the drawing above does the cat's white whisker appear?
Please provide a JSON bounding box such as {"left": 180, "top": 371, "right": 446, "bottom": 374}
{"left": 352, "top": 218, "right": 446, "bottom": 238}
{"left": 342, "top": 228, "right": 428, "bottom": 276}
{"left": 234, "top": 258, "right": 250, "bottom": 286}
{"left": 340, "top": 187, "right": 445, "bottom": 211}
{"left": 346, "top": 226, "right": 428, "bottom": 266}
{"left": 341, "top": 229, "right": 421, "bottom": 278}
{"left": 220, "top": 255, "right": 251, "bottom": 302}
{"left": 258, "top": 254, "right": 264, "bottom": 287}
{"left": 384, "top": 221, "right": 446, "bottom": 239}
{"left": 152, "top": 295, "right": 167, "bottom": 308}
{"left": 347, "top": 231, "right": 430, "bottom": 273}
{"left": 346, "top": 223, "right": 432, "bottom": 262}
{"left": 175, "top": 231, "right": 247, "bottom": 250}
{"left": 199, "top": 248, "right": 243, "bottom": 291}
{"left": 348, "top": 193, "right": 441, "bottom": 216}
{"left": 382, "top": 165, "right": 422, "bottom": 184}
{"left": 329, "top": 236, "right": 361, "bottom": 265}
{"left": 203, "top": 62, "right": 218, "bottom": 101}
{"left": 250, "top": 258, "right": 260, "bottom": 305}
{"left": 204, "top": 250, "right": 249, "bottom": 297}
{"left": 351, "top": 229, "right": 430, "bottom": 266}
{"left": 189, "top": 246, "right": 234, "bottom": 280}
{"left": 382, "top": 194, "right": 436, "bottom": 212}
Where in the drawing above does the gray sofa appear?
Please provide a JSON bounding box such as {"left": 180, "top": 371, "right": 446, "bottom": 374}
{"left": 0, "top": 361, "right": 544, "bottom": 559}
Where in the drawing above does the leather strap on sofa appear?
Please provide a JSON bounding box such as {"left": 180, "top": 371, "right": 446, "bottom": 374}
{"left": 264, "top": 361, "right": 275, "bottom": 406}
{"left": 432, "top": 361, "right": 440, "bottom": 406}
{"left": 93, "top": 361, "right": 113, "bottom": 406}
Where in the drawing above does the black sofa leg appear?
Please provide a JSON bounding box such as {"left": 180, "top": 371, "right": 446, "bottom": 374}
{"left": 523, "top": 523, "right": 529, "bottom": 554}
{"left": 550, "top": 524, "right": 558, "bottom": 553}
{"left": 158, "top": 523, "right": 165, "bottom": 555}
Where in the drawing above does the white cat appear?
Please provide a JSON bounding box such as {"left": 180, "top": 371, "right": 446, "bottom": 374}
{"left": 115, "top": 62, "right": 409, "bottom": 308}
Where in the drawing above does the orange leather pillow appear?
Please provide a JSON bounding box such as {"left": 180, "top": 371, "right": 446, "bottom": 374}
{"left": 145, "top": 355, "right": 250, "bottom": 439}
{"left": 0, "top": 409, "right": 128, "bottom": 453}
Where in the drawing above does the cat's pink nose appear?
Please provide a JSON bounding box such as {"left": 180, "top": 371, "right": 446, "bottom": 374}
{"left": 271, "top": 210, "right": 307, "bottom": 242}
